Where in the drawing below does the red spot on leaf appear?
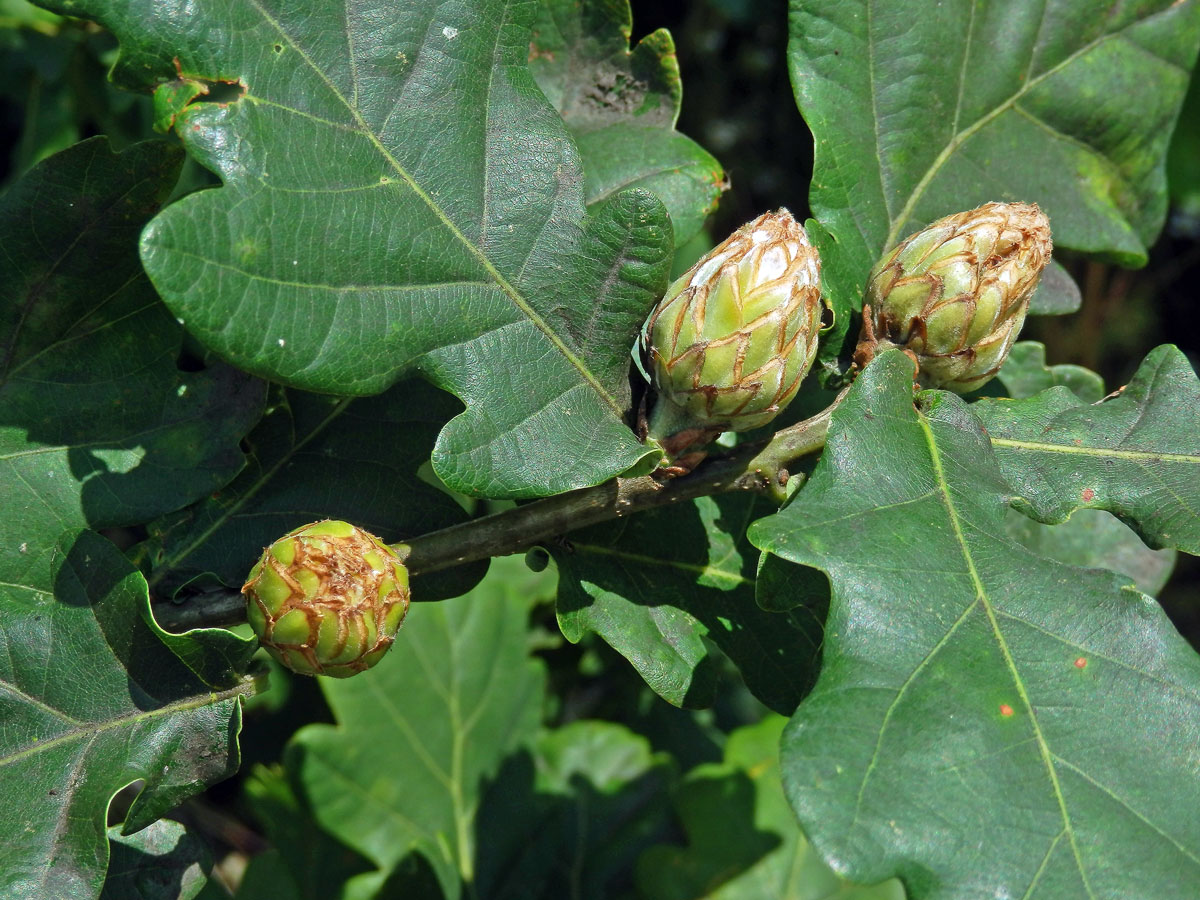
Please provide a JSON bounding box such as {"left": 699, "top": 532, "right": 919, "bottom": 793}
{"left": 1081, "top": 488, "right": 1095, "bottom": 502}
{"left": 999, "top": 704, "right": 1014, "bottom": 717}
{"left": 1075, "top": 657, "right": 1088, "bottom": 669}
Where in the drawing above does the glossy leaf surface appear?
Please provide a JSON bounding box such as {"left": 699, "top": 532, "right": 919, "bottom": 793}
{"left": 790, "top": 0, "right": 1200, "bottom": 315}
{"left": 41, "top": 0, "right": 682, "bottom": 498}
{"left": 977, "top": 344, "right": 1200, "bottom": 554}
{"left": 750, "top": 352, "right": 1200, "bottom": 899}
{"left": 529, "top": 0, "right": 724, "bottom": 244}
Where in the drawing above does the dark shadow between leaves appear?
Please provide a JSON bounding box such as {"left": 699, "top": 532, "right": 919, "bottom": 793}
{"left": 473, "top": 748, "right": 677, "bottom": 900}
{"left": 100, "top": 817, "right": 212, "bottom": 900}
{"left": 555, "top": 493, "right": 830, "bottom": 714}
{"left": 55, "top": 530, "right": 239, "bottom": 719}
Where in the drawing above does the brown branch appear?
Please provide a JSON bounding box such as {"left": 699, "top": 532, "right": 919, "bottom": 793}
{"left": 151, "top": 394, "right": 845, "bottom": 632}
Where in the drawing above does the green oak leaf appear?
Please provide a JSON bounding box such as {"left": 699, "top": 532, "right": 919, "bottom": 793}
{"left": 528, "top": 0, "right": 725, "bottom": 244}
{"left": 141, "top": 380, "right": 485, "bottom": 603}
{"left": 0, "top": 137, "right": 265, "bottom": 571}
{"left": 1005, "top": 508, "right": 1176, "bottom": 598}
{"left": 749, "top": 351, "right": 1200, "bottom": 899}
{"left": 638, "top": 715, "right": 905, "bottom": 900}
{"left": 996, "top": 341, "right": 1105, "bottom": 403}
{"left": 976, "top": 343, "right": 1200, "bottom": 554}
{"left": 475, "top": 719, "right": 675, "bottom": 900}
{"left": 554, "top": 494, "right": 822, "bottom": 712}
{"left": 0, "top": 530, "right": 257, "bottom": 900}
{"left": 288, "top": 556, "right": 552, "bottom": 899}
{"left": 790, "top": 0, "right": 1200, "bottom": 318}
{"left": 102, "top": 819, "right": 211, "bottom": 900}
{"left": 234, "top": 764, "right": 373, "bottom": 900}
{"left": 993, "top": 343, "right": 1176, "bottom": 597}
{"left": 1168, "top": 66, "right": 1200, "bottom": 214}
{"left": 41, "top": 0, "right": 674, "bottom": 498}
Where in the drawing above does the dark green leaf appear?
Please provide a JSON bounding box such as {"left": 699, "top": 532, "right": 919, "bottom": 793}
{"left": 142, "top": 381, "right": 485, "bottom": 602}
{"left": 0, "top": 530, "right": 257, "bottom": 900}
{"left": 288, "top": 556, "right": 552, "bottom": 899}
{"left": 554, "top": 495, "right": 820, "bottom": 713}
{"left": 102, "top": 819, "right": 211, "bottom": 900}
{"left": 790, "top": 0, "right": 1200, "bottom": 315}
{"left": 0, "top": 136, "right": 262, "bottom": 899}
{"left": 475, "top": 720, "right": 674, "bottom": 900}
{"left": 1026, "top": 261, "right": 1081, "bottom": 316}
{"left": 44, "top": 0, "right": 672, "bottom": 498}
{"left": 529, "top": 0, "right": 724, "bottom": 244}
{"left": 996, "top": 341, "right": 1105, "bottom": 403}
{"left": 977, "top": 344, "right": 1200, "bottom": 553}
{"left": 234, "top": 764, "right": 373, "bottom": 900}
{"left": 1167, "top": 66, "right": 1200, "bottom": 214}
{"left": 749, "top": 352, "right": 1200, "bottom": 899}
{"left": 806, "top": 218, "right": 859, "bottom": 368}
{"left": 638, "top": 715, "right": 905, "bottom": 900}
{"left": 0, "top": 137, "right": 265, "bottom": 565}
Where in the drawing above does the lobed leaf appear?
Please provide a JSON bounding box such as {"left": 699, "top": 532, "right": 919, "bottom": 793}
{"left": 977, "top": 344, "right": 1200, "bottom": 554}
{"left": 288, "top": 556, "right": 552, "bottom": 899}
{"left": 553, "top": 494, "right": 822, "bottom": 713}
{"left": 0, "top": 137, "right": 264, "bottom": 572}
{"left": 43, "top": 0, "right": 678, "bottom": 498}
{"left": 0, "top": 136, "right": 262, "bottom": 899}
{"left": 1005, "top": 508, "right": 1176, "bottom": 598}
{"left": 0, "top": 530, "right": 256, "bottom": 900}
{"left": 142, "top": 380, "right": 485, "bottom": 602}
{"left": 638, "top": 715, "right": 906, "bottom": 900}
{"left": 475, "top": 719, "right": 675, "bottom": 900}
{"left": 996, "top": 341, "right": 1105, "bottom": 404}
{"left": 749, "top": 352, "right": 1200, "bottom": 899}
{"left": 790, "top": 0, "right": 1200, "bottom": 315}
{"left": 528, "top": 0, "right": 725, "bottom": 244}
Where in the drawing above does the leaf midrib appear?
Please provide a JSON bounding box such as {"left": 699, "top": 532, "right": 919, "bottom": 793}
{"left": 0, "top": 679, "right": 253, "bottom": 769}
{"left": 917, "top": 412, "right": 1096, "bottom": 898}
{"left": 990, "top": 437, "right": 1199, "bottom": 464}
{"left": 885, "top": 8, "right": 1183, "bottom": 248}
{"left": 243, "top": 0, "right": 625, "bottom": 419}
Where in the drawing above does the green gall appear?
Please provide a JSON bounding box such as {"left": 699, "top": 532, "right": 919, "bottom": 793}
{"left": 640, "top": 209, "right": 826, "bottom": 455}
{"left": 855, "top": 201, "right": 1052, "bottom": 393}
{"left": 242, "top": 520, "right": 410, "bottom": 677}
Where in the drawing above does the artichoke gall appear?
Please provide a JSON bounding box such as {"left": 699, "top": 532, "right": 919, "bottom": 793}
{"left": 640, "top": 209, "right": 825, "bottom": 453}
{"left": 242, "top": 520, "right": 410, "bottom": 677}
{"left": 855, "top": 201, "right": 1052, "bottom": 393}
